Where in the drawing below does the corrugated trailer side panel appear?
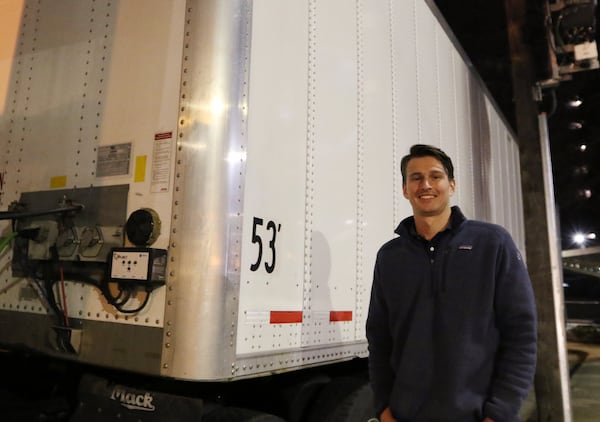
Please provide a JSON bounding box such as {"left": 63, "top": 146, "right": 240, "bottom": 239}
{"left": 226, "top": 0, "right": 526, "bottom": 381}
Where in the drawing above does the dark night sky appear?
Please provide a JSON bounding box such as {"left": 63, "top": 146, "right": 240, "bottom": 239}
{"left": 435, "top": 0, "right": 600, "bottom": 250}
{"left": 547, "top": 72, "right": 600, "bottom": 249}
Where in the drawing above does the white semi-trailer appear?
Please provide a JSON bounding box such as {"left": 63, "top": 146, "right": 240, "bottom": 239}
{"left": 0, "top": 0, "right": 525, "bottom": 419}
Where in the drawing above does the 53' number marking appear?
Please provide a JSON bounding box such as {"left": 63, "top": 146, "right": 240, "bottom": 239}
{"left": 250, "top": 217, "right": 281, "bottom": 274}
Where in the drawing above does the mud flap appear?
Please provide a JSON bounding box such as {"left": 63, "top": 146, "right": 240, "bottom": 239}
{"left": 70, "top": 373, "right": 203, "bottom": 421}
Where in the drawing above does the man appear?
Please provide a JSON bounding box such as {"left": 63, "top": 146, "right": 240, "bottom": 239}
{"left": 366, "top": 144, "right": 537, "bottom": 422}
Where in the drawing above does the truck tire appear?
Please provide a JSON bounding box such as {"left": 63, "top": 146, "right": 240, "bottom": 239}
{"left": 305, "top": 377, "right": 376, "bottom": 422}
{"left": 202, "top": 406, "right": 286, "bottom": 422}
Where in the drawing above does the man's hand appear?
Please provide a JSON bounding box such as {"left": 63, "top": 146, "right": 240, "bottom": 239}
{"left": 379, "top": 407, "right": 397, "bottom": 422}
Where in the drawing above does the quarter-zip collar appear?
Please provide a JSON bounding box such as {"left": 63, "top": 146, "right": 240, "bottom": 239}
{"left": 395, "top": 205, "right": 466, "bottom": 238}
{"left": 395, "top": 206, "right": 467, "bottom": 297}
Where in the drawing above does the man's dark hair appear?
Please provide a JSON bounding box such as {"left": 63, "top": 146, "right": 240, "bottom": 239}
{"left": 400, "top": 144, "right": 454, "bottom": 184}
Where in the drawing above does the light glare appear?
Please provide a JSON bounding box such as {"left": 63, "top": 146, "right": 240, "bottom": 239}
{"left": 573, "top": 233, "right": 585, "bottom": 245}
{"left": 210, "top": 98, "right": 226, "bottom": 115}
{"left": 572, "top": 232, "right": 597, "bottom": 246}
{"left": 566, "top": 97, "right": 583, "bottom": 108}
{"left": 569, "top": 121, "right": 583, "bottom": 130}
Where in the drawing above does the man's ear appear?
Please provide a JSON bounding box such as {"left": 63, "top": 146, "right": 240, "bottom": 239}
{"left": 449, "top": 179, "right": 456, "bottom": 196}
{"left": 402, "top": 183, "right": 408, "bottom": 199}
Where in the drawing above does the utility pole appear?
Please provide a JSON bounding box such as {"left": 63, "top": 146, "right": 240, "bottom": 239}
{"left": 504, "top": 0, "right": 572, "bottom": 421}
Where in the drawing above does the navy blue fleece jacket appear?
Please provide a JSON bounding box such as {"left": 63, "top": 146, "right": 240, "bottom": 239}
{"left": 366, "top": 207, "right": 537, "bottom": 422}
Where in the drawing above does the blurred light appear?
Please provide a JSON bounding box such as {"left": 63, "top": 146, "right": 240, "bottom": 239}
{"left": 566, "top": 96, "right": 583, "bottom": 108}
{"left": 577, "top": 188, "right": 593, "bottom": 199}
{"left": 573, "top": 232, "right": 586, "bottom": 245}
{"left": 568, "top": 121, "right": 584, "bottom": 130}
{"left": 579, "top": 144, "right": 587, "bottom": 152}
{"left": 572, "top": 232, "right": 596, "bottom": 246}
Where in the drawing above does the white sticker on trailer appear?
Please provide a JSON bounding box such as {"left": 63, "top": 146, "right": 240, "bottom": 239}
{"left": 151, "top": 133, "right": 173, "bottom": 193}
{"left": 96, "top": 143, "right": 132, "bottom": 177}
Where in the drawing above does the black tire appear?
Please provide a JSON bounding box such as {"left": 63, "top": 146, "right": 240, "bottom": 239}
{"left": 305, "top": 377, "right": 376, "bottom": 422}
{"left": 202, "top": 406, "right": 286, "bottom": 422}
{"left": 281, "top": 373, "right": 330, "bottom": 422}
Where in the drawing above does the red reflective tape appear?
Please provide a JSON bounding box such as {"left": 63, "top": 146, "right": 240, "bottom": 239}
{"left": 329, "top": 311, "right": 353, "bottom": 322}
{"left": 270, "top": 311, "right": 303, "bottom": 324}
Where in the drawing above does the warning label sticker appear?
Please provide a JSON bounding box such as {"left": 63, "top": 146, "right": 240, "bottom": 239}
{"left": 151, "top": 135, "right": 172, "bottom": 193}
{"left": 96, "top": 143, "right": 132, "bottom": 177}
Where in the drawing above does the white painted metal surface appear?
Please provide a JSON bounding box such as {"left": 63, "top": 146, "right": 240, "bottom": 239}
{"left": 232, "top": 0, "right": 527, "bottom": 379}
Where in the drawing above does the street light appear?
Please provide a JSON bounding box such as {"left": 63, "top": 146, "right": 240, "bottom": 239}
{"left": 572, "top": 231, "right": 597, "bottom": 246}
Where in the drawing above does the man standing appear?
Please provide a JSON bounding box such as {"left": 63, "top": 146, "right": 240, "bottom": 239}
{"left": 366, "top": 144, "right": 537, "bottom": 422}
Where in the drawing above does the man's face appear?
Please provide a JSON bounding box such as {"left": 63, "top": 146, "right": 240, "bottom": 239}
{"left": 402, "top": 155, "right": 455, "bottom": 217}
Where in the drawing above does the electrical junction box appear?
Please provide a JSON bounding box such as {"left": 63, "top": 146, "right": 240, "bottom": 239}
{"left": 108, "top": 248, "right": 167, "bottom": 287}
